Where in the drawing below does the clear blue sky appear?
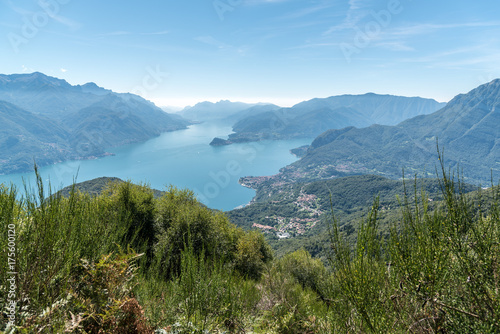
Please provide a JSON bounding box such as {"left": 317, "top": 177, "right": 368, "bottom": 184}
{"left": 1, "top": 0, "right": 499, "bottom": 108}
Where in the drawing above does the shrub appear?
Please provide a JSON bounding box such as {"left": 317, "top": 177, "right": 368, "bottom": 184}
{"left": 325, "top": 154, "right": 500, "bottom": 333}
{"left": 256, "top": 257, "right": 330, "bottom": 333}
{"left": 152, "top": 186, "right": 241, "bottom": 280}
{"left": 278, "top": 248, "right": 329, "bottom": 299}
{"left": 103, "top": 181, "right": 157, "bottom": 266}
{"left": 136, "top": 244, "right": 262, "bottom": 333}
{"left": 234, "top": 230, "right": 273, "bottom": 280}
{"left": 17, "top": 249, "right": 151, "bottom": 333}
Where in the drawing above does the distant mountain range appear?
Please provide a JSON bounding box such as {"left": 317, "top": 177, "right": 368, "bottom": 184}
{"left": 0, "top": 72, "right": 190, "bottom": 174}
{"left": 177, "top": 100, "right": 279, "bottom": 122}
{"left": 4, "top": 71, "right": 498, "bottom": 188}
{"left": 280, "top": 79, "right": 500, "bottom": 185}
{"left": 210, "top": 93, "right": 445, "bottom": 145}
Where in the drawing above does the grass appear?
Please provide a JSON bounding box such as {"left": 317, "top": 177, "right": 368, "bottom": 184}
{"left": 0, "top": 155, "right": 499, "bottom": 333}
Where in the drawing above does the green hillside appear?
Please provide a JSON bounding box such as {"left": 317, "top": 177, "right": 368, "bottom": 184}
{"left": 286, "top": 79, "right": 500, "bottom": 185}
{"left": 228, "top": 174, "right": 476, "bottom": 258}
{"left": 56, "top": 177, "right": 165, "bottom": 199}
{"left": 1, "top": 164, "right": 499, "bottom": 333}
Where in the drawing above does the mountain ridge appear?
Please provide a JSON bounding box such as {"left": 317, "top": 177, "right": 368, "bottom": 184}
{"left": 213, "top": 93, "right": 446, "bottom": 145}
{"left": 0, "top": 72, "right": 191, "bottom": 174}
{"left": 178, "top": 100, "right": 264, "bottom": 122}
{"left": 281, "top": 79, "right": 500, "bottom": 185}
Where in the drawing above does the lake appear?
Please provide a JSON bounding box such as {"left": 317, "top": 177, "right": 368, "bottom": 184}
{"left": 0, "top": 122, "right": 312, "bottom": 211}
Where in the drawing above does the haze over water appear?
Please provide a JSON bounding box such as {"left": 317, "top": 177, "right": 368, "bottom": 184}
{"left": 0, "top": 122, "right": 311, "bottom": 211}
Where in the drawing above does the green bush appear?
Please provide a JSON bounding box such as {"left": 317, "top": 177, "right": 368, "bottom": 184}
{"left": 103, "top": 182, "right": 157, "bottom": 266}
{"left": 256, "top": 257, "right": 330, "bottom": 333}
{"left": 18, "top": 249, "right": 151, "bottom": 333}
{"left": 152, "top": 186, "right": 241, "bottom": 280}
{"left": 234, "top": 230, "right": 273, "bottom": 280}
{"left": 278, "top": 248, "right": 329, "bottom": 299}
{"left": 136, "top": 244, "right": 262, "bottom": 333}
{"left": 325, "top": 156, "right": 500, "bottom": 333}
{"left": 2, "top": 155, "right": 499, "bottom": 333}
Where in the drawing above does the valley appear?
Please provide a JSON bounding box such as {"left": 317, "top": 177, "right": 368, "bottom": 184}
{"left": 0, "top": 73, "right": 191, "bottom": 174}
{"left": 2, "top": 74, "right": 500, "bottom": 333}
{"left": 2, "top": 1, "right": 500, "bottom": 331}
{"left": 0, "top": 119, "right": 312, "bottom": 211}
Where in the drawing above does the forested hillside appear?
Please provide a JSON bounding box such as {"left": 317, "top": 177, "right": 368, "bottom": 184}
{"left": 228, "top": 174, "right": 476, "bottom": 258}
{"left": 286, "top": 79, "right": 500, "bottom": 185}
{"left": 1, "top": 163, "right": 499, "bottom": 333}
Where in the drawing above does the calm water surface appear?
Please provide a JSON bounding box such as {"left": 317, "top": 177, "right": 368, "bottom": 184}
{"left": 0, "top": 122, "right": 311, "bottom": 211}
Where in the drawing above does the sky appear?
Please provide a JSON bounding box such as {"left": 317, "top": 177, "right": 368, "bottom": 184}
{"left": 1, "top": 0, "right": 500, "bottom": 109}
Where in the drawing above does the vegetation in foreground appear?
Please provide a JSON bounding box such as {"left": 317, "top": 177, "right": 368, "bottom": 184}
{"left": 0, "top": 160, "right": 499, "bottom": 333}
{"left": 229, "top": 173, "right": 480, "bottom": 260}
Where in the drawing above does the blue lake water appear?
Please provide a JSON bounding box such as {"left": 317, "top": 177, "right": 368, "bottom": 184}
{"left": 0, "top": 122, "right": 312, "bottom": 211}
